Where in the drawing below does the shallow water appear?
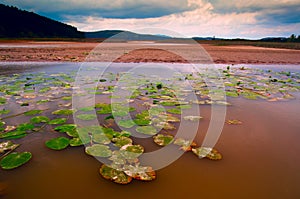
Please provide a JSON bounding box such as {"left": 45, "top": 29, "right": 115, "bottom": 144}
{"left": 0, "top": 63, "right": 300, "bottom": 199}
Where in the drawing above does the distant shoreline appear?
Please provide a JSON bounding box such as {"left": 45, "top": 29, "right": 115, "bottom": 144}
{"left": 0, "top": 40, "right": 299, "bottom": 64}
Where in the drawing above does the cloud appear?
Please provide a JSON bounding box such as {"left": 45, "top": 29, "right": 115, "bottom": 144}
{"left": 2, "top": 0, "right": 195, "bottom": 19}
{"left": 2, "top": 0, "right": 300, "bottom": 38}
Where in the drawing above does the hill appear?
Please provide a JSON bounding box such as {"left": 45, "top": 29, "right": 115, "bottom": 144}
{"left": 84, "top": 30, "right": 171, "bottom": 40}
{"left": 0, "top": 4, "right": 84, "bottom": 38}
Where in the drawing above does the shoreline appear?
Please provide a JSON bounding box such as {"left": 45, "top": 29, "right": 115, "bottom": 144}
{"left": 0, "top": 41, "right": 300, "bottom": 64}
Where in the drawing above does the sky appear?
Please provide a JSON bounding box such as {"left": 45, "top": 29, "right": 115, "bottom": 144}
{"left": 2, "top": 0, "right": 300, "bottom": 39}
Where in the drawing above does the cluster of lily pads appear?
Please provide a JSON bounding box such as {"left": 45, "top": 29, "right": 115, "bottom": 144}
{"left": 0, "top": 65, "right": 299, "bottom": 184}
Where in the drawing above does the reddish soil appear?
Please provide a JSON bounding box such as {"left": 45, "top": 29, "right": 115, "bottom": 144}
{"left": 0, "top": 41, "right": 300, "bottom": 64}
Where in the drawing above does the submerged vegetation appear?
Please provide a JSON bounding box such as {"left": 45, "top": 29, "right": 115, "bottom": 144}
{"left": 0, "top": 65, "right": 299, "bottom": 184}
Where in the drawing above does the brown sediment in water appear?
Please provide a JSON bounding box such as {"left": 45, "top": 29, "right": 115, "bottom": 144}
{"left": 0, "top": 41, "right": 300, "bottom": 64}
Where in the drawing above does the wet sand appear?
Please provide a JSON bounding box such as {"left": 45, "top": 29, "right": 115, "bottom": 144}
{"left": 0, "top": 41, "right": 300, "bottom": 64}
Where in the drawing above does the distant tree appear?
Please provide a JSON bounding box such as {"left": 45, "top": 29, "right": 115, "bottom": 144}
{"left": 288, "top": 34, "right": 296, "bottom": 42}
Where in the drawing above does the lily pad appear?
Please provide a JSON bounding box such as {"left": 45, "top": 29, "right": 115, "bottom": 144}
{"left": 153, "top": 134, "right": 174, "bottom": 146}
{"left": 24, "top": 109, "right": 43, "bottom": 116}
{"left": 45, "top": 137, "right": 70, "bottom": 150}
{"left": 0, "top": 97, "right": 7, "bottom": 105}
{"left": 0, "top": 152, "right": 32, "bottom": 170}
{"left": 85, "top": 144, "right": 112, "bottom": 157}
{"left": 30, "top": 116, "right": 50, "bottom": 124}
{"left": 112, "top": 137, "right": 133, "bottom": 147}
{"left": 136, "top": 126, "right": 157, "bottom": 136}
{"left": 174, "top": 138, "right": 197, "bottom": 152}
{"left": 52, "top": 109, "right": 74, "bottom": 115}
{"left": 192, "top": 147, "right": 222, "bottom": 160}
{"left": 69, "top": 137, "right": 84, "bottom": 147}
{"left": 0, "top": 130, "right": 27, "bottom": 139}
{"left": 167, "top": 108, "right": 181, "bottom": 114}
{"left": 99, "top": 164, "right": 132, "bottom": 184}
{"left": 92, "top": 133, "right": 111, "bottom": 144}
{"left": 226, "top": 119, "right": 242, "bottom": 125}
{"left": 183, "top": 116, "right": 203, "bottom": 121}
{"left": 117, "top": 120, "right": 136, "bottom": 128}
{"left": 79, "top": 106, "right": 95, "bottom": 112}
{"left": 120, "top": 144, "right": 144, "bottom": 159}
{"left": 0, "top": 109, "right": 10, "bottom": 115}
{"left": 54, "top": 124, "right": 78, "bottom": 137}
{"left": 76, "top": 114, "right": 97, "bottom": 121}
{"left": 16, "top": 123, "right": 35, "bottom": 131}
{"left": 0, "top": 141, "right": 19, "bottom": 153}
{"left": 48, "top": 118, "right": 67, "bottom": 125}
{"left": 124, "top": 165, "right": 156, "bottom": 181}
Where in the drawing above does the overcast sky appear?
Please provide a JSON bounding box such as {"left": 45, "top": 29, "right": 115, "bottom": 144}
{"left": 3, "top": 0, "right": 300, "bottom": 39}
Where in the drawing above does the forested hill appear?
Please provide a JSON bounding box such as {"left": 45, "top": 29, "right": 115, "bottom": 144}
{"left": 0, "top": 4, "right": 84, "bottom": 38}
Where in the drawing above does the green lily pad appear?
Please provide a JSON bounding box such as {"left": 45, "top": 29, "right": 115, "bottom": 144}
{"left": 0, "top": 141, "right": 19, "bottom": 153}
{"left": 167, "top": 108, "right": 181, "bottom": 114}
{"left": 192, "top": 147, "right": 222, "bottom": 160}
{"left": 85, "top": 144, "right": 112, "bottom": 157}
{"left": 24, "top": 109, "right": 43, "bottom": 116}
{"left": 160, "top": 100, "right": 178, "bottom": 106}
{"left": 0, "top": 130, "right": 27, "bottom": 139}
{"left": 0, "top": 109, "right": 10, "bottom": 115}
{"left": 133, "top": 118, "right": 151, "bottom": 126}
{"left": 183, "top": 116, "right": 203, "bottom": 121}
{"left": 117, "top": 120, "right": 136, "bottom": 128}
{"left": 16, "top": 123, "right": 35, "bottom": 131}
{"left": 48, "top": 118, "right": 67, "bottom": 125}
{"left": 45, "top": 137, "right": 70, "bottom": 150}
{"left": 62, "top": 96, "right": 72, "bottom": 100}
{"left": 99, "top": 164, "right": 132, "bottom": 184}
{"left": 76, "top": 114, "right": 97, "bottom": 121}
{"left": 92, "top": 133, "right": 111, "bottom": 144}
{"left": 112, "top": 137, "right": 133, "bottom": 147}
{"left": 0, "top": 97, "right": 7, "bottom": 105}
{"left": 153, "top": 134, "right": 174, "bottom": 146}
{"left": 79, "top": 106, "right": 95, "bottom": 112}
{"left": 0, "top": 121, "right": 5, "bottom": 127}
{"left": 120, "top": 144, "right": 144, "bottom": 159}
{"left": 54, "top": 124, "right": 78, "bottom": 137}
{"left": 123, "top": 165, "right": 156, "bottom": 181}
{"left": 30, "top": 116, "right": 50, "bottom": 124}
{"left": 69, "top": 137, "right": 84, "bottom": 147}
{"left": 136, "top": 126, "right": 157, "bottom": 135}
{"left": 0, "top": 152, "right": 32, "bottom": 170}
{"left": 52, "top": 109, "right": 74, "bottom": 115}
{"left": 226, "top": 91, "right": 239, "bottom": 97}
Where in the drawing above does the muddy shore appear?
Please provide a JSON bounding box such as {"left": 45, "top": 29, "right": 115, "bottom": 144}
{"left": 0, "top": 41, "right": 299, "bottom": 64}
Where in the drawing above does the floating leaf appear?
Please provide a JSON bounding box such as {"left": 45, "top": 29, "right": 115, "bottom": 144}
{"left": 167, "top": 108, "right": 181, "bottom": 114}
{"left": 226, "top": 119, "right": 242, "bottom": 125}
{"left": 192, "top": 147, "right": 222, "bottom": 160}
{"left": 76, "top": 114, "right": 97, "bottom": 121}
{"left": 174, "top": 138, "right": 197, "bottom": 152}
{"left": 117, "top": 120, "right": 136, "bottom": 128}
{"left": 136, "top": 126, "right": 157, "bottom": 135}
{"left": 0, "top": 97, "right": 7, "bottom": 105}
{"left": 85, "top": 144, "right": 112, "bottom": 157}
{"left": 153, "top": 134, "right": 174, "bottom": 146}
{"left": 30, "top": 116, "right": 50, "bottom": 124}
{"left": 226, "top": 91, "right": 239, "bottom": 97}
{"left": 52, "top": 109, "right": 74, "bottom": 115}
{"left": 62, "top": 96, "right": 72, "bottom": 100}
{"left": 183, "top": 116, "right": 203, "bottom": 121}
{"left": 0, "top": 141, "right": 19, "bottom": 153}
{"left": 16, "top": 123, "right": 35, "bottom": 131}
{"left": 134, "top": 118, "right": 151, "bottom": 126}
{"left": 0, "top": 152, "right": 32, "bottom": 170}
{"left": 24, "top": 109, "right": 43, "bottom": 116}
{"left": 0, "top": 130, "right": 27, "bottom": 139}
{"left": 45, "top": 137, "right": 70, "bottom": 150}
{"left": 0, "top": 109, "right": 10, "bottom": 115}
{"left": 99, "top": 164, "right": 132, "bottom": 184}
{"left": 54, "top": 124, "right": 78, "bottom": 137}
{"left": 120, "top": 144, "right": 144, "bottom": 159}
{"left": 112, "top": 137, "right": 133, "bottom": 147}
{"left": 48, "top": 118, "right": 67, "bottom": 125}
{"left": 92, "top": 133, "right": 111, "bottom": 144}
{"left": 69, "top": 137, "right": 84, "bottom": 147}
{"left": 124, "top": 165, "right": 156, "bottom": 181}
{"left": 79, "top": 106, "right": 95, "bottom": 112}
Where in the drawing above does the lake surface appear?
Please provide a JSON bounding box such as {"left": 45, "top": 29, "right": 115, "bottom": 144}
{"left": 0, "top": 62, "right": 300, "bottom": 199}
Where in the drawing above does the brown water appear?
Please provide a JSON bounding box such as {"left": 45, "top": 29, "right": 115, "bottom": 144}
{"left": 0, "top": 63, "right": 300, "bottom": 199}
